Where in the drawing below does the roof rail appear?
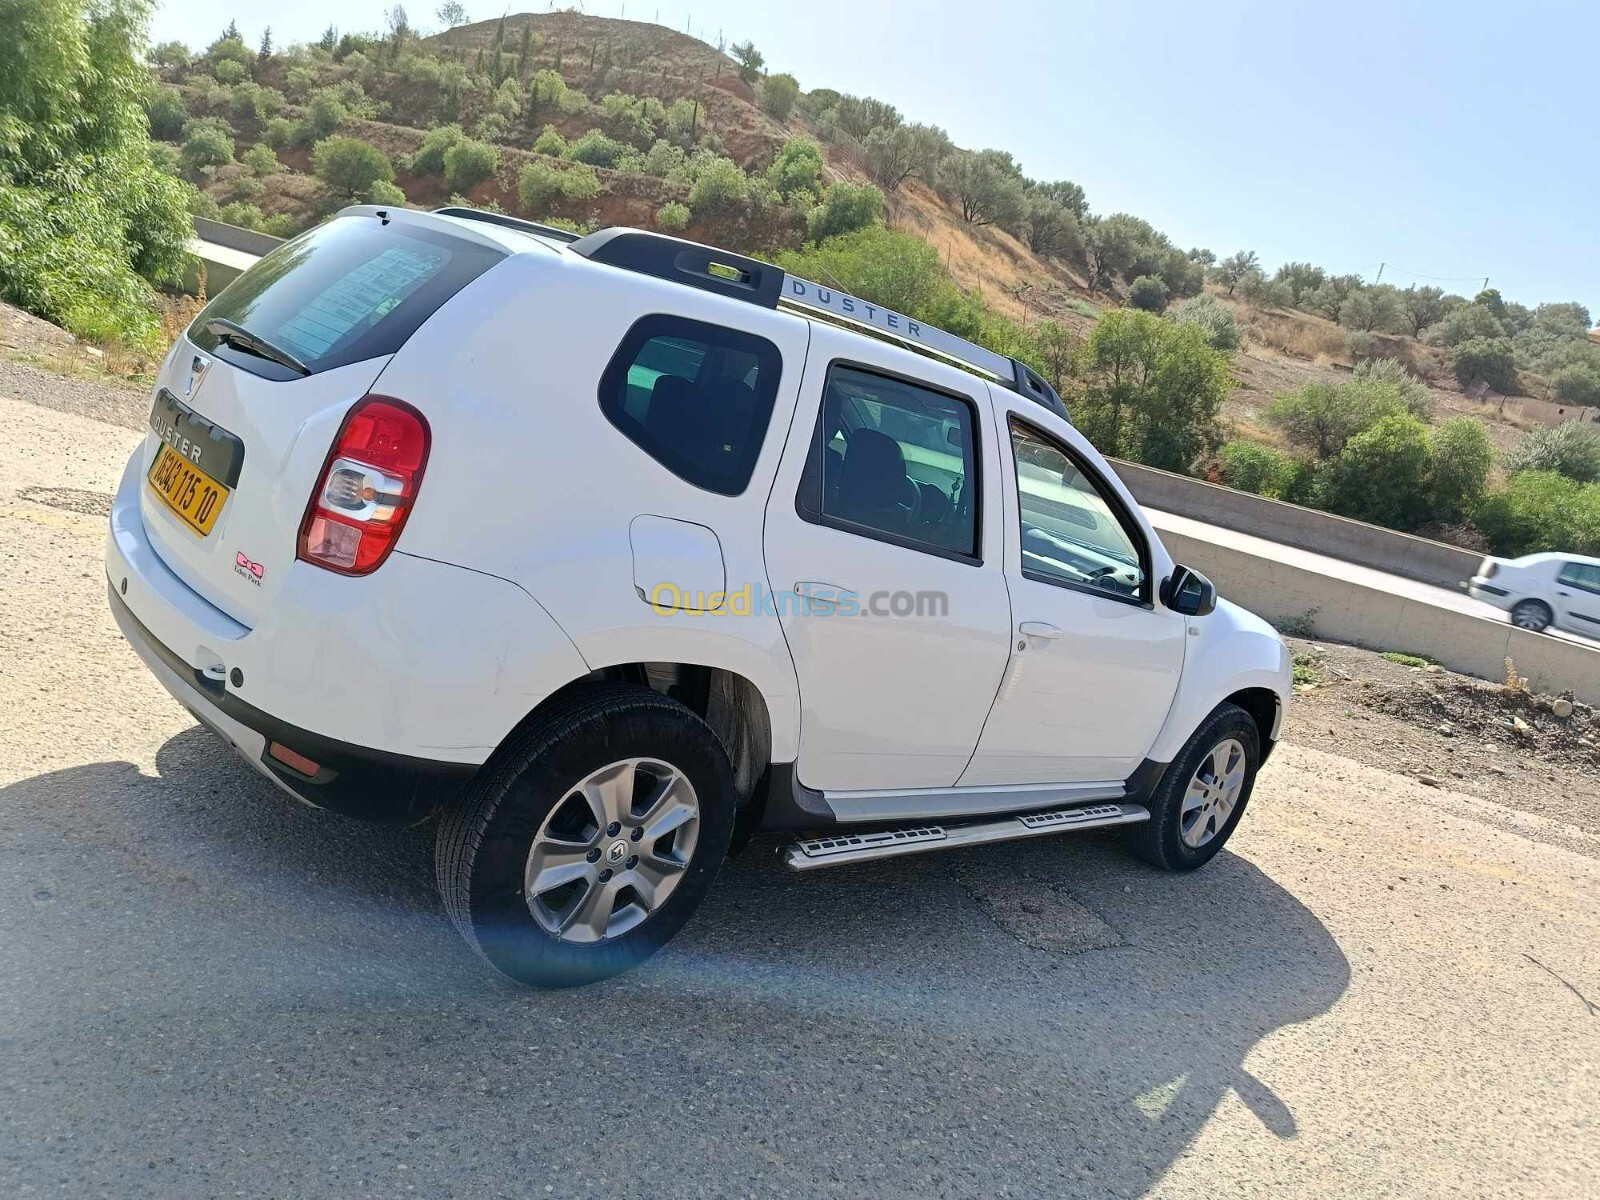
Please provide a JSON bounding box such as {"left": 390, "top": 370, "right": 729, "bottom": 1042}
{"left": 432, "top": 207, "right": 582, "bottom": 243}
{"left": 567, "top": 226, "right": 1070, "bottom": 421}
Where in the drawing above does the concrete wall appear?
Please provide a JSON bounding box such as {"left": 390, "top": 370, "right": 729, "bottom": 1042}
{"left": 1159, "top": 525, "right": 1600, "bottom": 704}
{"left": 1111, "top": 458, "right": 1483, "bottom": 591}
{"left": 192, "top": 218, "right": 285, "bottom": 258}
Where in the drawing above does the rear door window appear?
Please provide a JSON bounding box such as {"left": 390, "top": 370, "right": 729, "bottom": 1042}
{"left": 188, "top": 216, "right": 506, "bottom": 379}
{"left": 1558, "top": 561, "right": 1600, "bottom": 593}
{"left": 599, "top": 315, "right": 782, "bottom": 496}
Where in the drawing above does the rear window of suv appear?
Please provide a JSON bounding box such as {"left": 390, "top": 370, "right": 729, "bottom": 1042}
{"left": 188, "top": 216, "right": 506, "bottom": 379}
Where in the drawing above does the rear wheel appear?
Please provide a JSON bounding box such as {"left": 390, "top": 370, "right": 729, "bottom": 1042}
{"left": 1127, "top": 703, "right": 1260, "bottom": 871}
{"left": 437, "top": 682, "right": 736, "bottom": 987}
{"left": 1511, "top": 600, "right": 1552, "bottom": 632}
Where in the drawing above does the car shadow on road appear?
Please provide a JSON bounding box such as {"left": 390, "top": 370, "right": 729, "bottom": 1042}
{"left": 3, "top": 727, "right": 1350, "bottom": 1198}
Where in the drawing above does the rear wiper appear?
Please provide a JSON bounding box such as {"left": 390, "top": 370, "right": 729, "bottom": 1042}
{"left": 203, "top": 318, "right": 311, "bottom": 377}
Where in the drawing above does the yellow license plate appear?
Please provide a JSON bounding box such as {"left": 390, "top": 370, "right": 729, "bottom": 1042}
{"left": 147, "top": 443, "right": 229, "bottom": 536}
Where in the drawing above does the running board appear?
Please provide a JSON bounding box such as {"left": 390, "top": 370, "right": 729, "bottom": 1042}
{"left": 779, "top": 802, "right": 1150, "bottom": 871}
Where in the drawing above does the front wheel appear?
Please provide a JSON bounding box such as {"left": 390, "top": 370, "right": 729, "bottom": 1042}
{"left": 1126, "top": 703, "right": 1260, "bottom": 871}
{"left": 437, "top": 682, "right": 737, "bottom": 987}
{"left": 1511, "top": 600, "right": 1553, "bottom": 632}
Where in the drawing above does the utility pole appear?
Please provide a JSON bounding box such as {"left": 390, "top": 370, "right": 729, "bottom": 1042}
{"left": 1374, "top": 262, "right": 1384, "bottom": 283}
{"left": 1482, "top": 277, "right": 1490, "bottom": 293}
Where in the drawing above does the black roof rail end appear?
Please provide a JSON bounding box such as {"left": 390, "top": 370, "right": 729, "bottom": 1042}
{"left": 568, "top": 228, "right": 783, "bottom": 308}
{"left": 1008, "top": 358, "right": 1071, "bottom": 422}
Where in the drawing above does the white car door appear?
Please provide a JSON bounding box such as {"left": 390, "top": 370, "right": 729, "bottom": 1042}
{"left": 1552, "top": 560, "right": 1600, "bottom": 634}
{"left": 959, "top": 395, "right": 1187, "bottom": 786}
{"left": 762, "top": 325, "right": 1013, "bottom": 791}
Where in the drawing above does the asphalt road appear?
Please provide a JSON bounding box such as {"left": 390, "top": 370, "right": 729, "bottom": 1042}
{"left": 2, "top": 377, "right": 1598, "bottom": 1198}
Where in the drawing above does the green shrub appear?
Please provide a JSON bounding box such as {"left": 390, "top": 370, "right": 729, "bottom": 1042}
{"left": 1314, "top": 414, "right": 1432, "bottom": 530}
{"left": 687, "top": 156, "right": 749, "bottom": 212}
{"left": 212, "top": 58, "right": 248, "bottom": 85}
{"left": 1473, "top": 470, "right": 1600, "bottom": 557}
{"left": 656, "top": 201, "right": 690, "bottom": 233}
{"left": 312, "top": 137, "right": 393, "bottom": 198}
{"left": 1217, "top": 441, "right": 1296, "bottom": 497}
{"left": 208, "top": 35, "right": 254, "bottom": 68}
{"left": 806, "top": 182, "right": 883, "bottom": 242}
{"left": 1549, "top": 363, "right": 1600, "bottom": 407}
{"left": 758, "top": 73, "right": 800, "bottom": 122}
{"left": 1352, "top": 356, "right": 1433, "bottom": 419}
{"left": 300, "top": 90, "right": 347, "bottom": 144}
{"left": 1427, "top": 302, "right": 1505, "bottom": 347}
{"left": 515, "top": 161, "right": 600, "bottom": 211}
{"left": 1168, "top": 294, "right": 1240, "bottom": 351}
{"left": 229, "top": 83, "right": 284, "bottom": 125}
{"left": 1267, "top": 377, "right": 1408, "bottom": 460}
{"left": 532, "top": 125, "right": 568, "bottom": 157}
{"left": 240, "top": 143, "right": 280, "bottom": 175}
{"left": 180, "top": 124, "right": 234, "bottom": 176}
{"left": 1128, "top": 275, "right": 1169, "bottom": 313}
{"left": 443, "top": 139, "right": 499, "bottom": 193}
{"left": 767, "top": 139, "right": 823, "bottom": 202}
{"left": 566, "top": 129, "right": 628, "bottom": 168}
{"left": 367, "top": 179, "right": 407, "bottom": 206}
{"left": 412, "top": 124, "right": 464, "bottom": 175}
{"left": 261, "top": 212, "right": 301, "bottom": 238}
{"left": 1451, "top": 337, "right": 1518, "bottom": 393}
{"left": 474, "top": 113, "right": 510, "bottom": 143}
{"left": 263, "top": 117, "right": 297, "bottom": 148}
{"left": 227, "top": 173, "right": 263, "bottom": 202}
{"left": 1503, "top": 421, "right": 1600, "bottom": 482}
{"left": 216, "top": 200, "right": 263, "bottom": 229}
{"left": 1425, "top": 417, "right": 1494, "bottom": 524}
{"left": 144, "top": 85, "right": 188, "bottom": 140}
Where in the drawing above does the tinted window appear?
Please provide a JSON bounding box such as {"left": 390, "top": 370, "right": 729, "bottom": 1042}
{"left": 1010, "top": 419, "right": 1146, "bottom": 601}
{"left": 1558, "top": 561, "right": 1600, "bottom": 593}
{"left": 599, "top": 315, "right": 782, "bottom": 496}
{"left": 189, "top": 217, "right": 505, "bottom": 379}
{"left": 797, "top": 365, "right": 978, "bottom": 559}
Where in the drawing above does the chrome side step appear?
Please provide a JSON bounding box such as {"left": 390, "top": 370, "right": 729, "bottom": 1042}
{"left": 779, "top": 802, "right": 1150, "bottom": 871}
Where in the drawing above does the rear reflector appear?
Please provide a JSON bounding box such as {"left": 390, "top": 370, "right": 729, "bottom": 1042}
{"left": 267, "top": 741, "right": 321, "bottom": 776}
{"left": 298, "top": 396, "right": 430, "bottom": 575}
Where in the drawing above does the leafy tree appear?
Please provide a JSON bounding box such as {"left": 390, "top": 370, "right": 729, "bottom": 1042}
{"left": 213, "top": 57, "right": 247, "bottom": 85}
{"left": 1503, "top": 421, "right": 1600, "bottom": 482}
{"left": 1212, "top": 250, "right": 1259, "bottom": 296}
{"left": 240, "top": 142, "right": 279, "bottom": 175}
{"left": 516, "top": 160, "right": 598, "bottom": 210}
{"left": 687, "top": 156, "right": 748, "bottom": 212}
{"left": 1473, "top": 288, "right": 1505, "bottom": 319}
{"left": 532, "top": 124, "right": 567, "bottom": 157}
{"left": 313, "top": 136, "right": 393, "bottom": 198}
{"left": 436, "top": 2, "right": 469, "bottom": 28}
{"left": 758, "top": 73, "right": 799, "bottom": 121}
{"left": 1272, "top": 261, "right": 1326, "bottom": 307}
{"left": 819, "top": 93, "right": 901, "bottom": 140}
{"left": 640, "top": 139, "right": 684, "bottom": 177}
{"left": 0, "top": 0, "right": 193, "bottom": 348}
{"left": 729, "top": 40, "right": 763, "bottom": 85}
{"left": 566, "top": 128, "right": 628, "bottom": 168}
{"left": 1267, "top": 379, "right": 1405, "bottom": 460}
{"left": 806, "top": 182, "right": 883, "bottom": 242}
{"left": 766, "top": 138, "right": 822, "bottom": 202}
{"left": 1425, "top": 418, "right": 1494, "bottom": 524}
{"left": 525, "top": 69, "right": 571, "bottom": 127}
{"left": 262, "top": 117, "right": 296, "bottom": 147}
{"left": 655, "top": 201, "right": 690, "bottom": 233}
{"left": 1188, "top": 247, "right": 1216, "bottom": 267}
{"left": 368, "top": 178, "right": 406, "bottom": 206}
{"left": 1427, "top": 301, "right": 1505, "bottom": 347}
{"left": 148, "top": 40, "right": 190, "bottom": 69}
{"left": 1128, "top": 274, "right": 1169, "bottom": 313}
{"left": 475, "top": 112, "right": 510, "bottom": 142}
{"left": 180, "top": 121, "right": 234, "bottom": 176}
{"left": 300, "top": 89, "right": 347, "bottom": 143}
{"left": 208, "top": 34, "right": 252, "bottom": 68}
{"left": 1169, "top": 294, "right": 1241, "bottom": 351}
{"left": 1082, "top": 213, "right": 1145, "bottom": 288}
{"left": 1400, "top": 285, "right": 1447, "bottom": 336}
{"left": 1451, "top": 337, "right": 1518, "bottom": 393}
{"left": 443, "top": 137, "right": 498, "bottom": 192}
{"left": 863, "top": 123, "right": 949, "bottom": 192}
{"left": 1217, "top": 441, "right": 1297, "bottom": 498}
{"left": 1314, "top": 414, "right": 1432, "bottom": 529}
{"left": 1021, "top": 193, "right": 1082, "bottom": 260}
{"left": 1351, "top": 356, "right": 1433, "bottom": 419}
{"left": 1550, "top": 363, "right": 1600, "bottom": 406}
{"left": 939, "top": 149, "right": 1025, "bottom": 228}
{"left": 1473, "top": 470, "right": 1600, "bottom": 557}
{"left": 143, "top": 84, "right": 187, "bottom": 140}
{"left": 217, "top": 199, "right": 262, "bottom": 229}
{"left": 412, "top": 123, "right": 465, "bottom": 175}
{"left": 1035, "top": 179, "right": 1088, "bottom": 221}
{"left": 1071, "top": 311, "right": 1230, "bottom": 471}
{"left": 1301, "top": 274, "right": 1359, "bottom": 322}
{"left": 1340, "top": 285, "right": 1403, "bottom": 333}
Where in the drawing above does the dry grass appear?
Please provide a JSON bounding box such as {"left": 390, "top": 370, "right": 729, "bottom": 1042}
{"left": 1243, "top": 307, "right": 1348, "bottom": 362}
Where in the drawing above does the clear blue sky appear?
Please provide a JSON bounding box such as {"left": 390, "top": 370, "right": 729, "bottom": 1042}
{"left": 150, "top": 0, "right": 1599, "bottom": 319}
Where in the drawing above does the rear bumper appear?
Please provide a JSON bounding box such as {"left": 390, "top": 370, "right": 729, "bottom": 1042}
{"left": 109, "top": 583, "right": 473, "bottom": 821}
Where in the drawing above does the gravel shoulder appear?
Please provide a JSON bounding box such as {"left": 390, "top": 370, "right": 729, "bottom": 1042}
{"left": 1, "top": 374, "right": 1597, "bottom": 1198}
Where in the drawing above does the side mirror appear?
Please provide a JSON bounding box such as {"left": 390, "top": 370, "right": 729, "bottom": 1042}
{"left": 1162, "top": 565, "right": 1217, "bottom": 617}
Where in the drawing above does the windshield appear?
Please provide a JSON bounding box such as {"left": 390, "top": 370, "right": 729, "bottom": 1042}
{"left": 188, "top": 216, "right": 506, "bottom": 379}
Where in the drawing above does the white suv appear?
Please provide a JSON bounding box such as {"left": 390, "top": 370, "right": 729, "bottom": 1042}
{"left": 1469, "top": 551, "right": 1600, "bottom": 636}
{"left": 106, "top": 206, "right": 1290, "bottom": 986}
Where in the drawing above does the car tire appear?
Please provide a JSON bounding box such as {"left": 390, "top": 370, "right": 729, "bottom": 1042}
{"left": 1126, "top": 702, "right": 1260, "bottom": 872}
{"left": 1511, "top": 600, "right": 1553, "bottom": 633}
{"left": 436, "top": 681, "right": 737, "bottom": 988}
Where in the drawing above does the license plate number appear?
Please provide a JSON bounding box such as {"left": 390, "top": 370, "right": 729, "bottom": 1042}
{"left": 148, "top": 444, "right": 229, "bottom": 536}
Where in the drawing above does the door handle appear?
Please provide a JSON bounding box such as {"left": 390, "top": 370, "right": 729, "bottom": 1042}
{"left": 1018, "top": 621, "right": 1062, "bottom": 640}
{"left": 794, "top": 581, "right": 848, "bottom": 597}
{"left": 1558, "top": 591, "right": 1571, "bottom": 597}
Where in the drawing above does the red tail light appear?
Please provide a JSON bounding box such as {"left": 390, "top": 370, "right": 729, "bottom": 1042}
{"left": 298, "top": 396, "right": 431, "bottom": 576}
